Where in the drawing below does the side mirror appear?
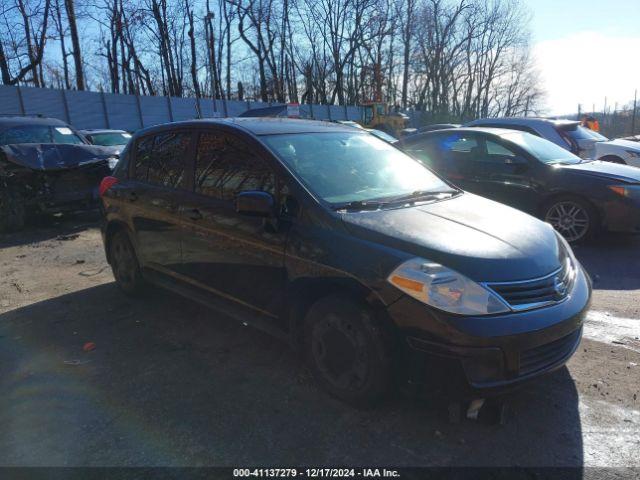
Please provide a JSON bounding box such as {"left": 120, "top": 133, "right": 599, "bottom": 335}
{"left": 235, "top": 191, "right": 274, "bottom": 217}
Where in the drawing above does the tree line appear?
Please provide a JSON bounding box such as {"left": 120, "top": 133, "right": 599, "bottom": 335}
{"left": 0, "top": 0, "right": 544, "bottom": 122}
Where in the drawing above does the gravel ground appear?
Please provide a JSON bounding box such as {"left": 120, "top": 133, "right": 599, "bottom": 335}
{"left": 0, "top": 213, "right": 638, "bottom": 469}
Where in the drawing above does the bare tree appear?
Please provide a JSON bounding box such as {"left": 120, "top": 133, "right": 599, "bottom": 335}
{"left": 64, "top": 0, "right": 84, "bottom": 89}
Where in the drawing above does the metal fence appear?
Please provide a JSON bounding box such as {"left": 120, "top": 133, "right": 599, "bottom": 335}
{"left": 0, "top": 85, "right": 363, "bottom": 132}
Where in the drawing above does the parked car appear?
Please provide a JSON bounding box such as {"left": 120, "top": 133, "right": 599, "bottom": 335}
{"left": 400, "top": 127, "right": 640, "bottom": 243}
{"left": 465, "top": 117, "right": 640, "bottom": 167}
{"left": 99, "top": 118, "right": 590, "bottom": 406}
{"left": 415, "top": 123, "right": 461, "bottom": 134}
{"left": 80, "top": 129, "right": 132, "bottom": 159}
{"left": 0, "top": 116, "right": 116, "bottom": 232}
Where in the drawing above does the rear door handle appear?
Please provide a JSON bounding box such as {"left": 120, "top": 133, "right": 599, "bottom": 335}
{"left": 186, "top": 208, "right": 203, "bottom": 221}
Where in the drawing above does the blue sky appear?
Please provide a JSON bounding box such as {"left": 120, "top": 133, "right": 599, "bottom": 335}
{"left": 526, "top": 0, "right": 640, "bottom": 114}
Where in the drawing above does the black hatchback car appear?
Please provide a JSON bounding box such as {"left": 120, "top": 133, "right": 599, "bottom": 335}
{"left": 400, "top": 128, "right": 640, "bottom": 243}
{"left": 100, "top": 118, "right": 590, "bottom": 406}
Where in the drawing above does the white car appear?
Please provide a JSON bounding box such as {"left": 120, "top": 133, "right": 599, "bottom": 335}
{"left": 465, "top": 117, "right": 640, "bottom": 168}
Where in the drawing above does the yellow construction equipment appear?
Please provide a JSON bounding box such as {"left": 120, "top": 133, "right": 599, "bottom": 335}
{"left": 359, "top": 102, "right": 410, "bottom": 136}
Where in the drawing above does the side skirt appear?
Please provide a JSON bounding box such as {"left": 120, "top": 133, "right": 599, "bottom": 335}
{"left": 142, "top": 266, "right": 290, "bottom": 343}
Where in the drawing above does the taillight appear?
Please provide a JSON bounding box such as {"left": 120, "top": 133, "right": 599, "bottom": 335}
{"left": 99, "top": 176, "right": 119, "bottom": 197}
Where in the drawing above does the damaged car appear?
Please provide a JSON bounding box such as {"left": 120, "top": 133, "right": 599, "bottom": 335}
{"left": 0, "top": 116, "right": 116, "bottom": 232}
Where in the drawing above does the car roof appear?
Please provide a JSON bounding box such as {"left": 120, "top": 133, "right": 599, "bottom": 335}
{"left": 467, "top": 117, "right": 580, "bottom": 128}
{"left": 135, "top": 117, "right": 359, "bottom": 137}
{"left": 238, "top": 105, "right": 287, "bottom": 117}
{"left": 0, "top": 115, "right": 69, "bottom": 129}
{"left": 79, "top": 129, "right": 128, "bottom": 134}
{"left": 402, "top": 126, "right": 521, "bottom": 143}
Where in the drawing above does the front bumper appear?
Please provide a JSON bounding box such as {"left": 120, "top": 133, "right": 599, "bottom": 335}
{"left": 601, "top": 195, "right": 640, "bottom": 233}
{"left": 387, "top": 265, "right": 591, "bottom": 393}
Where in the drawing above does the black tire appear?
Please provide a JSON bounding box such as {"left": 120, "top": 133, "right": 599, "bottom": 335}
{"left": 543, "top": 195, "right": 598, "bottom": 244}
{"left": 0, "top": 188, "right": 26, "bottom": 233}
{"left": 109, "top": 229, "right": 145, "bottom": 296}
{"left": 600, "top": 155, "right": 626, "bottom": 165}
{"left": 303, "top": 294, "right": 392, "bottom": 408}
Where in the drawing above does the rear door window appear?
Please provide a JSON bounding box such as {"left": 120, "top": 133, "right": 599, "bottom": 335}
{"left": 194, "top": 131, "right": 275, "bottom": 201}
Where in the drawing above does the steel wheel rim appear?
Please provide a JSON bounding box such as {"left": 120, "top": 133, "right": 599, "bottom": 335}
{"left": 545, "top": 201, "right": 589, "bottom": 242}
{"left": 311, "top": 314, "right": 369, "bottom": 392}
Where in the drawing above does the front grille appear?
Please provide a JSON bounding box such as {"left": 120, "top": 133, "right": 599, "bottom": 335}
{"left": 486, "top": 258, "right": 575, "bottom": 311}
{"left": 519, "top": 329, "right": 581, "bottom": 376}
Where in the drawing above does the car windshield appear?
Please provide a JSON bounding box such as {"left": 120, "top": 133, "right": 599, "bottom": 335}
{"left": 581, "top": 128, "right": 608, "bottom": 141}
{"left": 501, "top": 131, "right": 582, "bottom": 165}
{"left": 88, "top": 132, "right": 132, "bottom": 146}
{"left": 0, "top": 125, "right": 85, "bottom": 146}
{"left": 263, "top": 132, "right": 451, "bottom": 205}
{"left": 563, "top": 125, "right": 608, "bottom": 142}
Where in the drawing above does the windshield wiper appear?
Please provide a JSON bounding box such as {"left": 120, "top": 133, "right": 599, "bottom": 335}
{"left": 331, "top": 200, "right": 387, "bottom": 211}
{"left": 379, "top": 188, "right": 459, "bottom": 205}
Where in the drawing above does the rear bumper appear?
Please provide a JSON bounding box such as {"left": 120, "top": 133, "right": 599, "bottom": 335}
{"left": 389, "top": 265, "right": 591, "bottom": 394}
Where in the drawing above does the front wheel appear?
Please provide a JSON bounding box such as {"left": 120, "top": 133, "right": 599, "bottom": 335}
{"left": 543, "top": 196, "right": 597, "bottom": 243}
{"left": 109, "top": 230, "right": 146, "bottom": 296}
{"left": 303, "top": 294, "right": 392, "bottom": 408}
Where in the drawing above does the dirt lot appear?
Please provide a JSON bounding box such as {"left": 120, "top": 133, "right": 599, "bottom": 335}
{"left": 0, "top": 213, "right": 639, "bottom": 468}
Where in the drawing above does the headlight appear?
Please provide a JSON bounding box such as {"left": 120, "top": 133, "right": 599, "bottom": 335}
{"left": 625, "top": 150, "right": 640, "bottom": 159}
{"left": 107, "top": 157, "right": 119, "bottom": 170}
{"left": 387, "top": 258, "right": 510, "bottom": 315}
{"left": 608, "top": 184, "right": 640, "bottom": 199}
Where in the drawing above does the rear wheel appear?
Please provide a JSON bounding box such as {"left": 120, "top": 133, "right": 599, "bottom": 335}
{"left": 0, "top": 188, "right": 26, "bottom": 233}
{"left": 303, "top": 294, "right": 392, "bottom": 407}
{"left": 543, "top": 196, "right": 597, "bottom": 243}
{"left": 109, "top": 230, "right": 145, "bottom": 296}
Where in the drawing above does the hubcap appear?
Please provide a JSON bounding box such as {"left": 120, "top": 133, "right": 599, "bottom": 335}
{"left": 311, "top": 314, "right": 369, "bottom": 391}
{"left": 545, "top": 201, "right": 589, "bottom": 242}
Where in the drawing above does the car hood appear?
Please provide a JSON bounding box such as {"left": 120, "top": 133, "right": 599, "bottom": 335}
{"left": 340, "top": 192, "right": 564, "bottom": 283}
{"left": 605, "top": 138, "right": 640, "bottom": 151}
{"left": 0, "top": 143, "right": 114, "bottom": 171}
{"left": 558, "top": 160, "right": 640, "bottom": 184}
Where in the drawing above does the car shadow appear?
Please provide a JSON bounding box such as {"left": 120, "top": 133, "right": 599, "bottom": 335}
{"left": 572, "top": 232, "right": 640, "bottom": 290}
{"left": 0, "top": 211, "right": 100, "bottom": 249}
{"left": 0, "top": 283, "right": 583, "bottom": 470}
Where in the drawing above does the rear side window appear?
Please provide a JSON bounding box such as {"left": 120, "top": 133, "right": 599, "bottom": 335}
{"left": 195, "top": 131, "right": 275, "bottom": 201}
{"left": 133, "top": 136, "right": 155, "bottom": 181}
{"left": 133, "top": 132, "right": 191, "bottom": 188}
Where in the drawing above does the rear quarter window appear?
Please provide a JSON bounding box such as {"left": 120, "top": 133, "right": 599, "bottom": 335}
{"left": 133, "top": 135, "right": 155, "bottom": 181}
{"left": 147, "top": 132, "right": 191, "bottom": 188}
